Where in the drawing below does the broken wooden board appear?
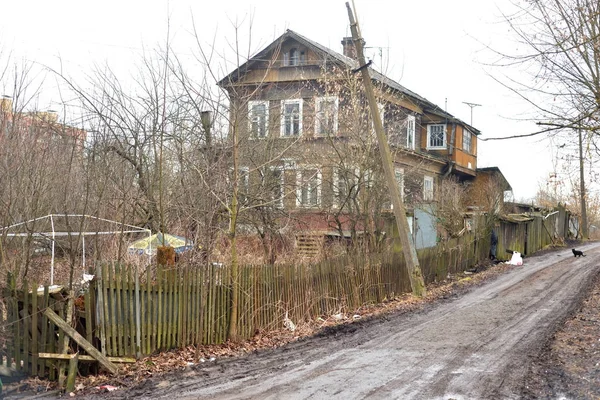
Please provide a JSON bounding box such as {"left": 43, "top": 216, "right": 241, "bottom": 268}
{"left": 39, "top": 353, "right": 136, "bottom": 363}
{"left": 43, "top": 308, "right": 119, "bottom": 375}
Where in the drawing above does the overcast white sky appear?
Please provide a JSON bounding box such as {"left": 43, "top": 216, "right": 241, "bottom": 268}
{"left": 0, "top": 0, "right": 562, "bottom": 201}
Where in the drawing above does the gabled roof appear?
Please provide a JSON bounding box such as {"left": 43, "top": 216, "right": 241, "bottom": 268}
{"left": 477, "top": 166, "right": 513, "bottom": 191}
{"left": 218, "top": 29, "right": 480, "bottom": 134}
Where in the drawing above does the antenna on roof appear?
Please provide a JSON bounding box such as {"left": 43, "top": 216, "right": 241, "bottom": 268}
{"left": 463, "top": 101, "right": 482, "bottom": 126}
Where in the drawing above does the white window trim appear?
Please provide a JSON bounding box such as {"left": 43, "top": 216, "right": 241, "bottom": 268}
{"left": 280, "top": 99, "right": 303, "bottom": 137}
{"left": 314, "top": 96, "right": 339, "bottom": 136}
{"left": 248, "top": 100, "right": 269, "bottom": 139}
{"left": 406, "top": 115, "right": 416, "bottom": 150}
{"left": 427, "top": 123, "right": 447, "bottom": 150}
{"left": 296, "top": 167, "right": 322, "bottom": 208}
{"left": 423, "top": 175, "right": 434, "bottom": 201}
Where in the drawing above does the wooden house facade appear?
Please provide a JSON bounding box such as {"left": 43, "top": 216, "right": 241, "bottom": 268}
{"left": 217, "top": 30, "right": 504, "bottom": 250}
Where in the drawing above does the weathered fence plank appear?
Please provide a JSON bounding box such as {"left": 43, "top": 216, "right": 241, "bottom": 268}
{"left": 43, "top": 308, "right": 118, "bottom": 375}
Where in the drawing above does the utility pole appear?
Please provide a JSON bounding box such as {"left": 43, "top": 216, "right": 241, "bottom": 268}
{"left": 346, "top": 2, "right": 426, "bottom": 297}
{"left": 578, "top": 127, "right": 588, "bottom": 239}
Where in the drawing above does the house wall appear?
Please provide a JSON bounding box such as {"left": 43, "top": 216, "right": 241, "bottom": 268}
{"left": 453, "top": 125, "right": 477, "bottom": 171}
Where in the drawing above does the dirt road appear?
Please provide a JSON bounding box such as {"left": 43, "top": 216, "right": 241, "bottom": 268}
{"left": 113, "top": 243, "right": 600, "bottom": 399}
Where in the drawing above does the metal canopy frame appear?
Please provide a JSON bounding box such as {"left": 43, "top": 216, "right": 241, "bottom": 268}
{"left": 0, "top": 214, "right": 151, "bottom": 284}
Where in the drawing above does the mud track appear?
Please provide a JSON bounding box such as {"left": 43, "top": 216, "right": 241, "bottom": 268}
{"left": 111, "top": 243, "right": 600, "bottom": 399}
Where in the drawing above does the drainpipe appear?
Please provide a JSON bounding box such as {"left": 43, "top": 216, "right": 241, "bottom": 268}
{"left": 443, "top": 161, "right": 454, "bottom": 178}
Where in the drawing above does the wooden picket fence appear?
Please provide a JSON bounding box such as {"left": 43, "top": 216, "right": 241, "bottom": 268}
{"left": 94, "top": 262, "right": 231, "bottom": 357}
{"left": 1, "top": 208, "right": 569, "bottom": 379}
{"left": 2, "top": 274, "right": 101, "bottom": 381}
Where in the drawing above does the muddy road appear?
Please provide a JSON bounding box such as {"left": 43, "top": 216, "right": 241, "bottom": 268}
{"left": 115, "top": 243, "right": 600, "bottom": 399}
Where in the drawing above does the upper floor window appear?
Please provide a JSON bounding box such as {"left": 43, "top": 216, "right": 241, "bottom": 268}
{"left": 406, "top": 115, "right": 416, "bottom": 150}
{"left": 248, "top": 100, "right": 269, "bottom": 138}
{"left": 296, "top": 168, "right": 321, "bottom": 208}
{"left": 427, "top": 124, "right": 446, "bottom": 149}
{"left": 463, "top": 128, "right": 472, "bottom": 153}
{"left": 423, "top": 175, "right": 434, "bottom": 201}
{"left": 315, "top": 96, "right": 338, "bottom": 136}
{"left": 283, "top": 48, "right": 306, "bottom": 66}
{"left": 281, "top": 99, "right": 303, "bottom": 137}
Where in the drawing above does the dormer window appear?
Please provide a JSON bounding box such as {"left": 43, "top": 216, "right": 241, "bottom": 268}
{"left": 290, "top": 48, "right": 299, "bottom": 65}
{"left": 283, "top": 48, "right": 306, "bottom": 66}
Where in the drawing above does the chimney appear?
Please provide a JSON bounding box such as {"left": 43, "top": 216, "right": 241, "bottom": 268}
{"left": 341, "top": 37, "right": 364, "bottom": 60}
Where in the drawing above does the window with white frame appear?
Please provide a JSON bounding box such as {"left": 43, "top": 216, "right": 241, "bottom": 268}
{"left": 406, "top": 115, "right": 416, "bottom": 150}
{"left": 248, "top": 101, "right": 269, "bottom": 138}
{"left": 296, "top": 168, "right": 321, "bottom": 207}
{"left": 427, "top": 124, "right": 446, "bottom": 149}
{"left": 423, "top": 175, "right": 434, "bottom": 201}
{"left": 315, "top": 96, "right": 338, "bottom": 135}
{"left": 463, "top": 128, "right": 472, "bottom": 153}
{"left": 281, "top": 99, "right": 303, "bottom": 137}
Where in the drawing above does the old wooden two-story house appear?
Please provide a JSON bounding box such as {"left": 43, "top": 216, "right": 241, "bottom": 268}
{"left": 217, "top": 30, "right": 508, "bottom": 253}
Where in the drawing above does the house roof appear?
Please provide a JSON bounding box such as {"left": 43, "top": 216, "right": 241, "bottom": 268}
{"left": 217, "top": 29, "right": 480, "bottom": 134}
{"left": 476, "top": 166, "right": 513, "bottom": 191}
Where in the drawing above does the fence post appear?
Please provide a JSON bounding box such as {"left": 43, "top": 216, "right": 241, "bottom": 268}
{"left": 95, "top": 263, "right": 106, "bottom": 356}
{"left": 135, "top": 263, "right": 141, "bottom": 359}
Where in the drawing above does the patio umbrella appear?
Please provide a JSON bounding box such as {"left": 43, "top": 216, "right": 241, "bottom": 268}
{"left": 128, "top": 233, "right": 194, "bottom": 255}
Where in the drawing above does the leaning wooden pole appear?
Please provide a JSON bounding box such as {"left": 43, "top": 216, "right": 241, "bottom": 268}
{"left": 345, "top": 2, "right": 426, "bottom": 296}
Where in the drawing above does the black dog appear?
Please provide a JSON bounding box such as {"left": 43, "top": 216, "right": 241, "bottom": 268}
{"left": 572, "top": 248, "right": 586, "bottom": 258}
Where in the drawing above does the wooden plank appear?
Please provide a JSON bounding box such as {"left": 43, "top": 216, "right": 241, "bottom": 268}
{"left": 199, "top": 266, "right": 206, "bottom": 345}
{"left": 170, "top": 269, "right": 176, "bottom": 348}
{"left": 146, "top": 266, "right": 152, "bottom": 355}
{"left": 48, "top": 298, "right": 56, "bottom": 380}
{"left": 140, "top": 266, "right": 147, "bottom": 355}
{"left": 43, "top": 308, "right": 118, "bottom": 375}
{"left": 108, "top": 263, "right": 118, "bottom": 356}
{"left": 120, "top": 264, "right": 129, "bottom": 356}
{"left": 65, "top": 353, "right": 78, "bottom": 393}
{"left": 39, "top": 353, "right": 136, "bottom": 363}
{"left": 102, "top": 264, "right": 112, "bottom": 356}
{"left": 22, "top": 280, "right": 30, "bottom": 374}
{"left": 95, "top": 263, "right": 106, "bottom": 356}
{"left": 84, "top": 287, "right": 93, "bottom": 346}
{"left": 31, "top": 283, "right": 39, "bottom": 376}
{"left": 39, "top": 285, "right": 50, "bottom": 377}
{"left": 115, "top": 264, "right": 124, "bottom": 356}
{"left": 178, "top": 267, "right": 184, "bottom": 347}
{"left": 157, "top": 267, "right": 163, "bottom": 350}
{"left": 127, "top": 267, "right": 135, "bottom": 356}
{"left": 58, "top": 291, "right": 74, "bottom": 388}
{"left": 165, "top": 269, "right": 171, "bottom": 349}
